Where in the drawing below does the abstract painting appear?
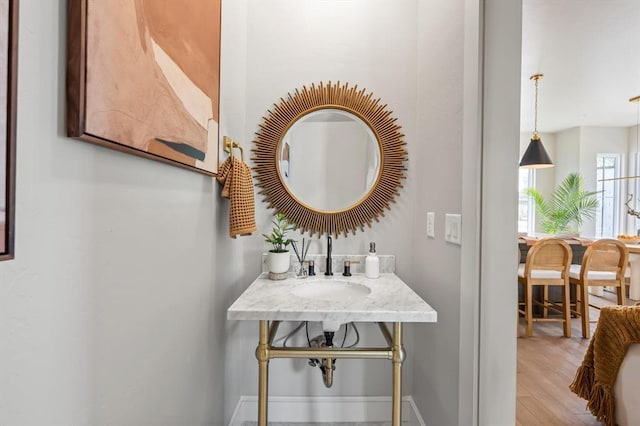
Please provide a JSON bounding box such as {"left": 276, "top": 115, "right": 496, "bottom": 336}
{"left": 67, "top": 0, "right": 221, "bottom": 175}
{"left": 0, "top": 0, "right": 17, "bottom": 261}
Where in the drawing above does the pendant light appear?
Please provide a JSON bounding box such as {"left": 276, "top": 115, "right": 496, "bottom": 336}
{"left": 520, "top": 74, "right": 554, "bottom": 168}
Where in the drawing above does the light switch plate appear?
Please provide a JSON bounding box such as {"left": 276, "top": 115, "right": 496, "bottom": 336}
{"left": 445, "top": 214, "right": 462, "bottom": 245}
{"left": 426, "top": 212, "right": 435, "bottom": 238}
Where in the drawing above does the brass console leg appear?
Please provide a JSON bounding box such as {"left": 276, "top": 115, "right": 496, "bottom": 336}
{"left": 256, "top": 320, "right": 270, "bottom": 426}
{"left": 392, "top": 322, "right": 404, "bottom": 426}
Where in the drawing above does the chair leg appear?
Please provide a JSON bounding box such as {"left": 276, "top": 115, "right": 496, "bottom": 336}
{"left": 562, "top": 281, "right": 571, "bottom": 338}
{"left": 542, "top": 285, "right": 549, "bottom": 318}
{"left": 525, "top": 282, "right": 533, "bottom": 337}
{"left": 618, "top": 280, "right": 627, "bottom": 306}
{"left": 580, "top": 282, "right": 590, "bottom": 339}
{"left": 517, "top": 281, "right": 522, "bottom": 338}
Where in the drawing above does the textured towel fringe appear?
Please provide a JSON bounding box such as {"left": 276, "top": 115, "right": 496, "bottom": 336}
{"left": 587, "top": 384, "right": 615, "bottom": 426}
{"left": 569, "top": 364, "right": 594, "bottom": 400}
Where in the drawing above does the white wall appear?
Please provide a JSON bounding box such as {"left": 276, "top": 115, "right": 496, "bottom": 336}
{"left": 225, "top": 0, "right": 419, "bottom": 404}
{"left": 554, "top": 127, "right": 580, "bottom": 186}
{"left": 219, "top": 0, "right": 252, "bottom": 422}
{"left": 411, "top": 1, "right": 465, "bottom": 425}
{"left": 524, "top": 126, "right": 631, "bottom": 237}
{"left": 537, "top": 126, "right": 629, "bottom": 237}
{"left": 578, "top": 126, "right": 629, "bottom": 238}
{"left": 478, "top": 0, "right": 521, "bottom": 424}
{"left": 0, "top": 2, "right": 521, "bottom": 425}
{"left": 0, "top": 1, "right": 243, "bottom": 424}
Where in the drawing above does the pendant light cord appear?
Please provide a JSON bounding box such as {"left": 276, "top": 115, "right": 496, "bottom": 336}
{"left": 530, "top": 74, "right": 543, "bottom": 140}
{"left": 534, "top": 78, "right": 539, "bottom": 138}
{"left": 636, "top": 98, "right": 639, "bottom": 154}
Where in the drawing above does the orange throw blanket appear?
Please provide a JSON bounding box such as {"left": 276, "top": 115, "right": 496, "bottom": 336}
{"left": 570, "top": 304, "right": 640, "bottom": 426}
{"left": 216, "top": 156, "right": 257, "bottom": 238}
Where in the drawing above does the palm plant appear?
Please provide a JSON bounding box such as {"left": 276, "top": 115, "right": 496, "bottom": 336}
{"left": 524, "top": 173, "right": 598, "bottom": 235}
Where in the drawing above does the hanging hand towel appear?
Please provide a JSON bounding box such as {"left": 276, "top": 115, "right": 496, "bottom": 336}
{"left": 216, "top": 156, "right": 257, "bottom": 238}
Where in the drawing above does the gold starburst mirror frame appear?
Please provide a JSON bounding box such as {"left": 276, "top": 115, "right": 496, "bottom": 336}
{"left": 252, "top": 81, "right": 407, "bottom": 237}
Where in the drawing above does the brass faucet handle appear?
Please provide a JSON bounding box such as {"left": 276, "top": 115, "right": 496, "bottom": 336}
{"left": 342, "top": 259, "right": 359, "bottom": 277}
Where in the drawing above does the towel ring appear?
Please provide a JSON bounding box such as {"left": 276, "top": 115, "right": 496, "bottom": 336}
{"left": 223, "top": 136, "right": 245, "bottom": 162}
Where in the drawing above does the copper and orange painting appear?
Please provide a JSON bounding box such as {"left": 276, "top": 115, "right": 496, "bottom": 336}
{"left": 1, "top": 0, "right": 17, "bottom": 260}
{"left": 0, "top": 0, "right": 8, "bottom": 254}
{"left": 68, "top": 0, "right": 221, "bottom": 175}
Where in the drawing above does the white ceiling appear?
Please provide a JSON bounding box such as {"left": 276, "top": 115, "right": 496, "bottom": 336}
{"left": 521, "top": 0, "right": 640, "bottom": 134}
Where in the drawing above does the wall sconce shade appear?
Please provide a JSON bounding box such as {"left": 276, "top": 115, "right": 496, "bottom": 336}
{"left": 520, "top": 136, "right": 553, "bottom": 168}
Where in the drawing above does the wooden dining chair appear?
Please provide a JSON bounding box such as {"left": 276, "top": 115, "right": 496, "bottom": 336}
{"left": 518, "top": 238, "right": 573, "bottom": 337}
{"left": 569, "top": 238, "right": 628, "bottom": 339}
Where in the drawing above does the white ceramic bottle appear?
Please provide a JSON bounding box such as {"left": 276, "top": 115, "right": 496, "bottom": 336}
{"left": 365, "top": 242, "right": 380, "bottom": 279}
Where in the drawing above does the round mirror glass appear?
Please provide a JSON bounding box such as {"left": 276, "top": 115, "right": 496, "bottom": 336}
{"left": 277, "top": 109, "right": 381, "bottom": 212}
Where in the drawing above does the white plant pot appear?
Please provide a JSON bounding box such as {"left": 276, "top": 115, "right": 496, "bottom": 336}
{"left": 268, "top": 251, "right": 290, "bottom": 274}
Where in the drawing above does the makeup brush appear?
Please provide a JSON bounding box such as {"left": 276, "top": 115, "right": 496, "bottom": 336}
{"left": 291, "top": 240, "right": 302, "bottom": 263}
{"left": 302, "top": 237, "right": 310, "bottom": 262}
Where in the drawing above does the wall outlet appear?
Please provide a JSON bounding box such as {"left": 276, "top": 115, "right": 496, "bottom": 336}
{"left": 445, "top": 214, "right": 462, "bottom": 245}
{"left": 426, "top": 212, "right": 435, "bottom": 238}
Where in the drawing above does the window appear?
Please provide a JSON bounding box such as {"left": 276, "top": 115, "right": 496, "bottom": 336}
{"left": 518, "top": 168, "right": 535, "bottom": 234}
{"left": 595, "top": 154, "right": 621, "bottom": 238}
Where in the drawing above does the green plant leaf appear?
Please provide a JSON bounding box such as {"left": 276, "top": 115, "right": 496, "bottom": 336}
{"left": 263, "top": 212, "right": 296, "bottom": 251}
{"left": 524, "top": 172, "right": 598, "bottom": 235}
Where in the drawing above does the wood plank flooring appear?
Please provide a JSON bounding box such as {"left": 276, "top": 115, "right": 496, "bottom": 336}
{"left": 516, "top": 291, "right": 632, "bottom": 426}
{"left": 243, "top": 423, "right": 390, "bottom": 426}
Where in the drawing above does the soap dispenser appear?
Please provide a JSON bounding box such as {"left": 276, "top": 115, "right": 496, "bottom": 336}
{"left": 365, "top": 242, "right": 380, "bottom": 279}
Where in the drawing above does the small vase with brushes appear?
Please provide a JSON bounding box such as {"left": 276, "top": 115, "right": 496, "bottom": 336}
{"left": 291, "top": 237, "right": 310, "bottom": 278}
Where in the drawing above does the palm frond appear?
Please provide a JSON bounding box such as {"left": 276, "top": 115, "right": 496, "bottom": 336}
{"left": 525, "top": 173, "right": 598, "bottom": 234}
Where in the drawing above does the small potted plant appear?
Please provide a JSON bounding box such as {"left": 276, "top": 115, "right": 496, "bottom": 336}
{"left": 263, "top": 212, "right": 295, "bottom": 274}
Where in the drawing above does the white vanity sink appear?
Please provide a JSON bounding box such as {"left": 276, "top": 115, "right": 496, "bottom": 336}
{"left": 227, "top": 273, "right": 437, "bottom": 329}
{"left": 290, "top": 280, "right": 371, "bottom": 302}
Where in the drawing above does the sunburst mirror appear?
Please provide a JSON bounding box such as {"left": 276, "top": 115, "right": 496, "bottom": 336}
{"left": 252, "top": 81, "right": 407, "bottom": 237}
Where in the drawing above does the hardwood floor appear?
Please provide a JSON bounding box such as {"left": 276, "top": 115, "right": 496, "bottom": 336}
{"left": 516, "top": 291, "right": 632, "bottom": 425}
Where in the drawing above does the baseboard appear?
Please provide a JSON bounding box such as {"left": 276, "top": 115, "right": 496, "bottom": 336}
{"left": 228, "top": 395, "right": 426, "bottom": 425}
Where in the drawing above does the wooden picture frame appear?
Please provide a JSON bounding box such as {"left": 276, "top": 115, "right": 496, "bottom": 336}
{"left": 0, "top": 0, "right": 18, "bottom": 261}
{"left": 66, "top": 0, "right": 221, "bottom": 176}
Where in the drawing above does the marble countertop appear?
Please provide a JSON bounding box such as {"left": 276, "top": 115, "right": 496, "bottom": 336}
{"left": 227, "top": 273, "right": 438, "bottom": 324}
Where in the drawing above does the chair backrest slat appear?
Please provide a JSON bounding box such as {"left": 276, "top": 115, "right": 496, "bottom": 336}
{"left": 524, "top": 238, "right": 572, "bottom": 281}
{"left": 581, "top": 239, "right": 629, "bottom": 282}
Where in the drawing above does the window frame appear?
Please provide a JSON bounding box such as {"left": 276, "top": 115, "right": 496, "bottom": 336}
{"left": 595, "top": 153, "right": 622, "bottom": 239}
{"left": 518, "top": 168, "right": 535, "bottom": 235}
